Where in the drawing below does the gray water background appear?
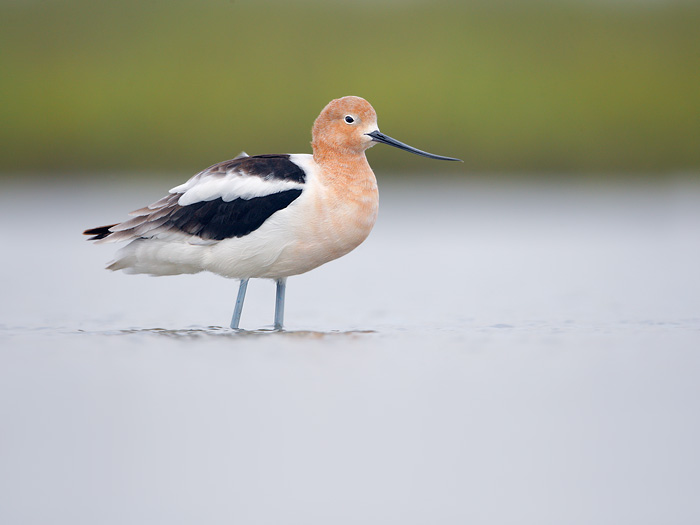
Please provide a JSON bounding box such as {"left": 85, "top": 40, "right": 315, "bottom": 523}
{"left": 1, "top": 176, "right": 699, "bottom": 524}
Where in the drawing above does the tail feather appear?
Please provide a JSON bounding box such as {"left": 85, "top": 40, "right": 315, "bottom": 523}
{"left": 83, "top": 224, "right": 118, "bottom": 241}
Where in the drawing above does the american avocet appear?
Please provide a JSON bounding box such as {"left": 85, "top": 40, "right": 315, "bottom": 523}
{"left": 84, "top": 96, "right": 460, "bottom": 330}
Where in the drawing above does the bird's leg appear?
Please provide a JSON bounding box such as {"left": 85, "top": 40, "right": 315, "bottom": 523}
{"left": 274, "top": 278, "right": 287, "bottom": 331}
{"left": 230, "top": 278, "right": 249, "bottom": 330}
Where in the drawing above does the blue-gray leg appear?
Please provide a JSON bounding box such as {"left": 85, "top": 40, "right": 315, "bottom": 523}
{"left": 274, "top": 278, "right": 287, "bottom": 331}
{"left": 230, "top": 278, "right": 249, "bottom": 330}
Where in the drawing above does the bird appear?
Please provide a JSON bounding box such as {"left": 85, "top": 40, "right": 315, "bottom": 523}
{"left": 84, "top": 96, "right": 461, "bottom": 330}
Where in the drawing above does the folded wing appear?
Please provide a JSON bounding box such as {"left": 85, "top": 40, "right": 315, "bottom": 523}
{"left": 84, "top": 154, "right": 306, "bottom": 243}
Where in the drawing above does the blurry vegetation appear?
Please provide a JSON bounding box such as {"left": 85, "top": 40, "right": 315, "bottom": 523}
{"left": 0, "top": 0, "right": 698, "bottom": 177}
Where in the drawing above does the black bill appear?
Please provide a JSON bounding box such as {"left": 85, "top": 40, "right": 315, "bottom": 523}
{"left": 366, "top": 130, "right": 462, "bottom": 162}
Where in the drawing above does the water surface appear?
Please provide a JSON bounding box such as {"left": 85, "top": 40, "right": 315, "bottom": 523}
{"left": 1, "top": 177, "right": 699, "bottom": 524}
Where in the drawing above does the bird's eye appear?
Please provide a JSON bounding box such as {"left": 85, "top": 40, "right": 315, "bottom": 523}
{"left": 344, "top": 115, "right": 355, "bottom": 124}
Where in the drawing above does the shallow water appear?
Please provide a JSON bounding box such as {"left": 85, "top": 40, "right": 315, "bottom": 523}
{"left": 1, "top": 177, "right": 699, "bottom": 524}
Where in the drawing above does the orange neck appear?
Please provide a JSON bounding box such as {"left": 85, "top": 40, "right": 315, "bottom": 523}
{"left": 313, "top": 148, "right": 375, "bottom": 184}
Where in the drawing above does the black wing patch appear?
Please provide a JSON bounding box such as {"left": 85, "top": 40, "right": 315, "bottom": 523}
{"left": 200, "top": 154, "right": 306, "bottom": 183}
{"left": 169, "top": 189, "right": 303, "bottom": 240}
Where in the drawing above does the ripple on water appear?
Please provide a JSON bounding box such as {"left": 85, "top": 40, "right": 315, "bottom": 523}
{"left": 109, "top": 326, "right": 377, "bottom": 340}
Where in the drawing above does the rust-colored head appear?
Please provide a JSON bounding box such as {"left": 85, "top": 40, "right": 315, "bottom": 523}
{"left": 311, "top": 96, "right": 379, "bottom": 158}
{"left": 311, "top": 96, "right": 462, "bottom": 163}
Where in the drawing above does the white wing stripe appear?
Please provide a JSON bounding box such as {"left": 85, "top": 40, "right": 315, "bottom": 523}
{"left": 172, "top": 174, "right": 304, "bottom": 207}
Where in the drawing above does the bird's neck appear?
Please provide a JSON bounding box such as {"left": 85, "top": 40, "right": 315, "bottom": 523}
{"left": 313, "top": 149, "right": 376, "bottom": 187}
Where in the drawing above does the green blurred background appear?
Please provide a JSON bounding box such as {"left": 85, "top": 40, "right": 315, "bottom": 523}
{"left": 1, "top": 0, "right": 698, "bottom": 178}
